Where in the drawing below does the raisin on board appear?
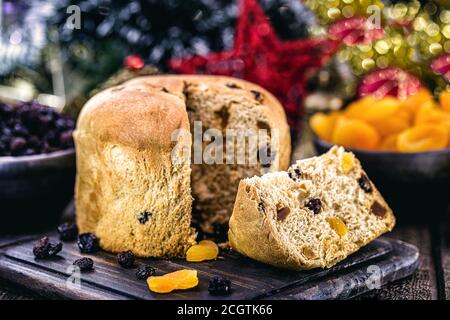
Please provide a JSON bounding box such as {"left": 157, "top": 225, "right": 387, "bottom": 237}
{"left": 33, "top": 236, "right": 63, "bottom": 259}
{"left": 136, "top": 265, "right": 156, "bottom": 280}
{"left": 73, "top": 257, "right": 94, "bottom": 272}
{"left": 117, "top": 250, "right": 135, "bottom": 268}
{"left": 208, "top": 277, "right": 232, "bottom": 296}
{"left": 57, "top": 222, "right": 78, "bottom": 241}
{"left": 77, "top": 233, "right": 100, "bottom": 253}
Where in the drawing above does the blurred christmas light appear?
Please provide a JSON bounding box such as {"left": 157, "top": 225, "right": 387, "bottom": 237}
{"left": 306, "top": 0, "right": 450, "bottom": 93}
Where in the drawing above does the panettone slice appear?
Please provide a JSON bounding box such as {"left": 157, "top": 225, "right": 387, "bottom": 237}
{"left": 229, "top": 146, "right": 395, "bottom": 270}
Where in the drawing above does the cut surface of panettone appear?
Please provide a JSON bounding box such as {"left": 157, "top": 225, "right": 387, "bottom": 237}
{"left": 228, "top": 146, "right": 395, "bottom": 270}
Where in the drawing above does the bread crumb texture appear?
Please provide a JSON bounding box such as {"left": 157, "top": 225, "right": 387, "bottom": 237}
{"left": 229, "top": 146, "right": 396, "bottom": 270}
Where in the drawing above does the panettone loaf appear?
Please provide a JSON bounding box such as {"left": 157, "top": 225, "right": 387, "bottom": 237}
{"left": 74, "top": 82, "right": 196, "bottom": 257}
{"left": 74, "top": 75, "right": 291, "bottom": 257}
{"left": 228, "top": 146, "right": 395, "bottom": 270}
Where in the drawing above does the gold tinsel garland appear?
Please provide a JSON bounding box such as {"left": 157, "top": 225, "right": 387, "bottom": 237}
{"left": 305, "top": 0, "right": 450, "bottom": 91}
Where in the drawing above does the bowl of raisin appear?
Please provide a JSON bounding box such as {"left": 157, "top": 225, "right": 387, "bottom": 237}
{"left": 0, "top": 101, "right": 76, "bottom": 232}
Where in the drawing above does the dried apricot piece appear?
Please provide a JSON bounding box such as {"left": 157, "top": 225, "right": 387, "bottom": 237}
{"left": 310, "top": 112, "right": 341, "bottom": 141}
{"left": 332, "top": 118, "right": 380, "bottom": 150}
{"left": 397, "top": 125, "right": 448, "bottom": 152}
{"left": 341, "top": 152, "right": 355, "bottom": 174}
{"left": 345, "top": 95, "right": 377, "bottom": 119}
{"left": 186, "top": 240, "right": 219, "bottom": 262}
{"left": 400, "top": 88, "right": 433, "bottom": 117}
{"left": 147, "top": 269, "right": 199, "bottom": 293}
{"left": 380, "top": 134, "right": 399, "bottom": 151}
{"left": 370, "top": 108, "right": 411, "bottom": 137}
{"left": 437, "top": 121, "right": 450, "bottom": 147}
{"left": 440, "top": 90, "right": 450, "bottom": 113}
{"left": 415, "top": 100, "right": 450, "bottom": 125}
{"left": 326, "top": 217, "right": 348, "bottom": 237}
{"left": 346, "top": 97, "right": 400, "bottom": 123}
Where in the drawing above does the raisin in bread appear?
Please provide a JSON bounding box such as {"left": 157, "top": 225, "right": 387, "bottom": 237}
{"left": 74, "top": 75, "right": 290, "bottom": 257}
{"left": 228, "top": 146, "right": 395, "bottom": 270}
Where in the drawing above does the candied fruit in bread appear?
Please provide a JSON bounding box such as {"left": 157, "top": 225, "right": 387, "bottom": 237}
{"left": 147, "top": 269, "right": 198, "bottom": 293}
{"left": 326, "top": 217, "right": 348, "bottom": 237}
{"left": 397, "top": 125, "right": 449, "bottom": 152}
{"left": 332, "top": 118, "right": 380, "bottom": 150}
{"left": 341, "top": 152, "right": 355, "bottom": 174}
{"left": 310, "top": 112, "right": 342, "bottom": 141}
{"left": 186, "top": 240, "right": 219, "bottom": 262}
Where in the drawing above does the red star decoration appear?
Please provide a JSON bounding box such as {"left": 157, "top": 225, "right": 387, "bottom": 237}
{"left": 168, "top": 0, "right": 339, "bottom": 127}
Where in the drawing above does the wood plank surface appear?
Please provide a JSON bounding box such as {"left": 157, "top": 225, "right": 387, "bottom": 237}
{"left": 0, "top": 233, "right": 402, "bottom": 300}
{"left": 266, "top": 238, "right": 418, "bottom": 299}
{"left": 439, "top": 210, "right": 450, "bottom": 300}
{"left": 356, "top": 225, "right": 438, "bottom": 300}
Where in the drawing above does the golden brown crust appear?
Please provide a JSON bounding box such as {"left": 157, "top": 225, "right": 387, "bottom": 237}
{"left": 228, "top": 181, "right": 308, "bottom": 270}
{"left": 77, "top": 85, "right": 189, "bottom": 151}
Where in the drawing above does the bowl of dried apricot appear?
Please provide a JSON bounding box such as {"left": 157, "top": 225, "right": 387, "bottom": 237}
{"left": 310, "top": 89, "right": 450, "bottom": 219}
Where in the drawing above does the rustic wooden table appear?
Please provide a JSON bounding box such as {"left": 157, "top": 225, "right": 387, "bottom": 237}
{"left": 1, "top": 135, "right": 448, "bottom": 300}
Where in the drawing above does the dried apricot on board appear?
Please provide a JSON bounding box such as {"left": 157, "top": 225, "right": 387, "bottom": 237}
{"left": 186, "top": 240, "right": 219, "bottom": 262}
{"left": 397, "top": 125, "right": 448, "bottom": 152}
{"left": 332, "top": 118, "right": 380, "bottom": 150}
{"left": 310, "top": 112, "right": 341, "bottom": 141}
{"left": 147, "top": 269, "right": 199, "bottom": 293}
{"left": 326, "top": 217, "right": 348, "bottom": 237}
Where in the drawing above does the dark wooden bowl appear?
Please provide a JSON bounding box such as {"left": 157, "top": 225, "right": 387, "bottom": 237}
{"left": 0, "top": 149, "right": 76, "bottom": 233}
{"left": 313, "top": 138, "right": 450, "bottom": 223}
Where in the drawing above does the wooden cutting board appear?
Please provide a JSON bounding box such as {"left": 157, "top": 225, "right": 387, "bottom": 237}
{"left": 0, "top": 233, "right": 418, "bottom": 300}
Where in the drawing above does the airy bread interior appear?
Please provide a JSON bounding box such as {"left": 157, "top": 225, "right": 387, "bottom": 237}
{"left": 185, "top": 81, "right": 281, "bottom": 233}
{"left": 229, "top": 146, "right": 395, "bottom": 269}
